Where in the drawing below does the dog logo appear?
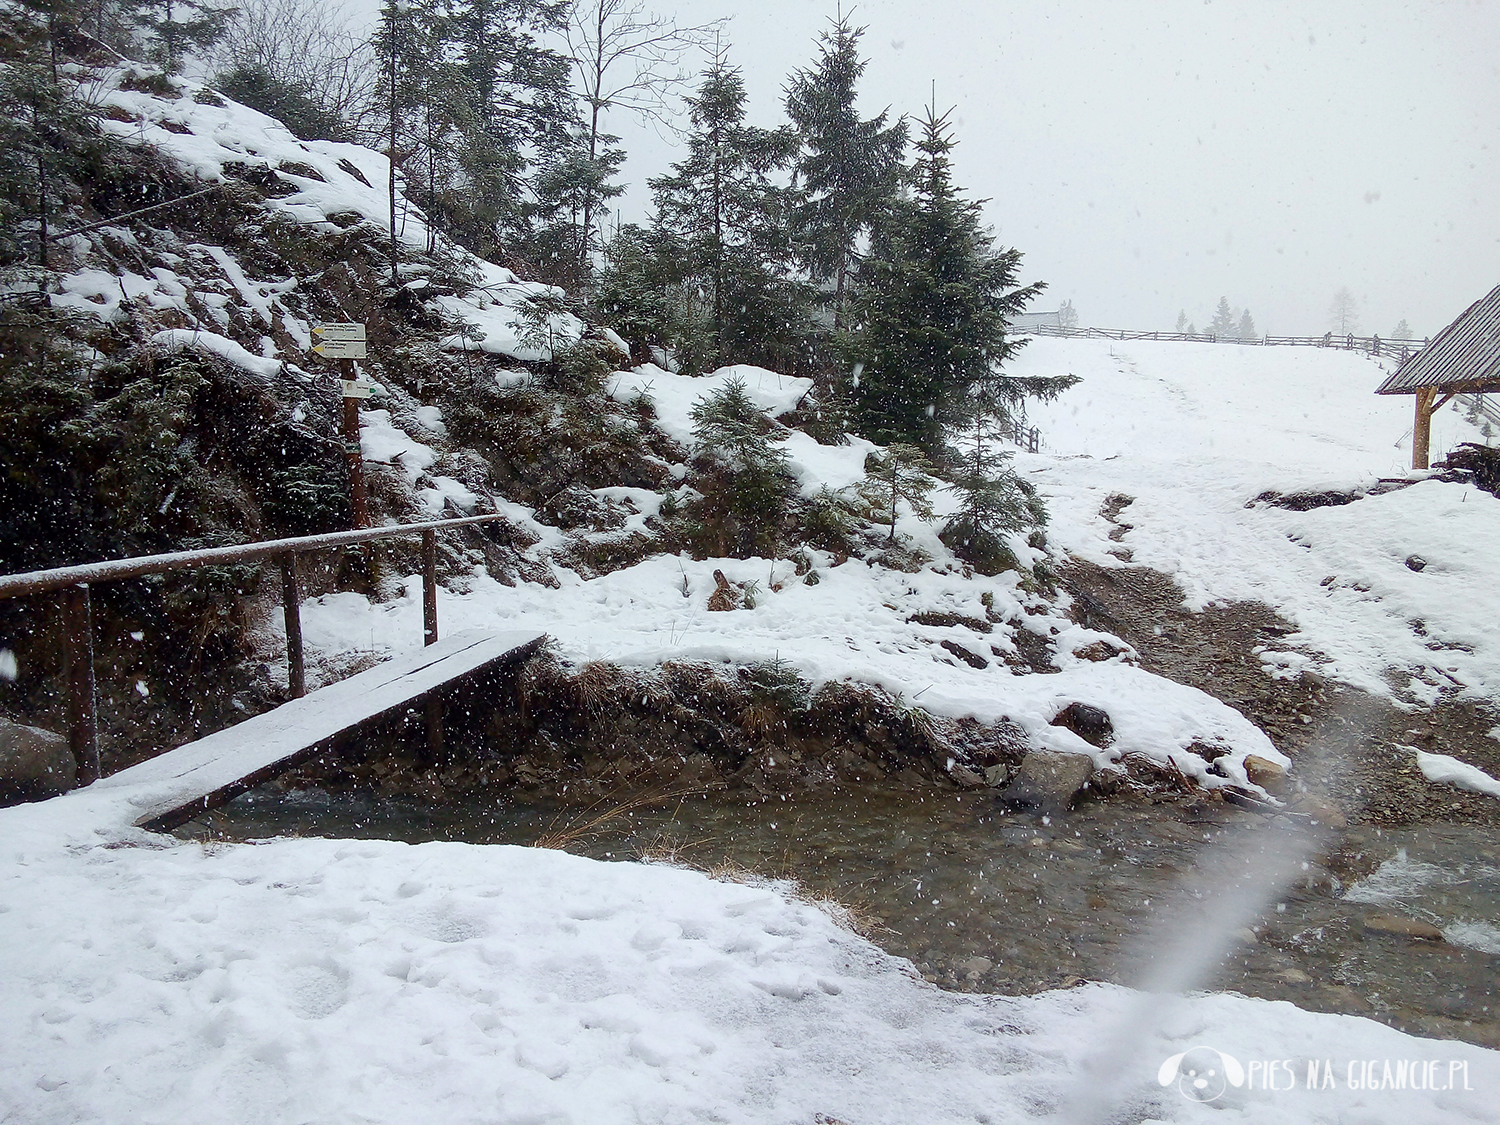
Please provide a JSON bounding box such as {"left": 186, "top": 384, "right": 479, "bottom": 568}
{"left": 1157, "top": 1046, "right": 1246, "bottom": 1102}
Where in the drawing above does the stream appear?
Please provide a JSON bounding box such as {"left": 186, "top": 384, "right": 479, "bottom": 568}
{"left": 181, "top": 786, "right": 1500, "bottom": 1048}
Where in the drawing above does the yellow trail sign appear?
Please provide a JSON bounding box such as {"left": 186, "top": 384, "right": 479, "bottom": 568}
{"left": 313, "top": 322, "right": 366, "bottom": 341}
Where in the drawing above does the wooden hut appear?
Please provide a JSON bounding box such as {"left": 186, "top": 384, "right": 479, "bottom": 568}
{"left": 1376, "top": 283, "right": 1500, "bottom": 469}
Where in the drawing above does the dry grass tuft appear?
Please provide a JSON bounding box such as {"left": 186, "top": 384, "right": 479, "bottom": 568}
{"left": 530, "top": 785, "right": 701, "bottom": 850}
{"left": 570, "top": 660, "right": 630, "bottom": 712}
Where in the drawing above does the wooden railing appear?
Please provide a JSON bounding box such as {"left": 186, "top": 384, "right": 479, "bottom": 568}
{"left": 0, "top": 514, "right": 511, "bottom": 785}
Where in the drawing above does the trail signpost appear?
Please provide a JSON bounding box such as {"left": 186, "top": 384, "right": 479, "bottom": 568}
{"left": 314, "top": 323, "right": 371, "bottom": 528}
{"left": 312, "top": 322, "right": 367, "bottom": 358}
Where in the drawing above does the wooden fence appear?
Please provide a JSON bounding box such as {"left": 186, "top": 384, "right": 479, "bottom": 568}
{"left": 1024, "top": 323, "right": 1427, "bottom": 363}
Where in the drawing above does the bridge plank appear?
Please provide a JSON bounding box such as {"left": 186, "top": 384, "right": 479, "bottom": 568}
{"left": 96, "top": 630, "right": 545, "bottom": 830}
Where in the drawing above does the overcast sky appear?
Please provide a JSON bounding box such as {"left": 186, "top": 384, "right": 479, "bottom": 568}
{"left": 350, "top": 0, "right": 1499, "bottom": 337}
{"left": 598, "top": 0, "right": 1499, "bottom": 338}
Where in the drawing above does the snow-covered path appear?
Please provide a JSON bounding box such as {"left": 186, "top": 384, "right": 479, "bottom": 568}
{"left": 1013, "top": 338, "right": 1499, "bottom": 705}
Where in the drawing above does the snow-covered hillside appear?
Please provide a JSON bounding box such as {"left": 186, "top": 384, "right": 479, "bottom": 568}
{"left": 7, "top": 59, "right": 1500, "bottom": 1125}
{"left": 54, "top": 64, "right": 578, "bottom": 367}
{"left": 1013, "top": 337, "right": 1498, "bottom": 706}
{"left": 293, "top": 356, "right": 1288, "bottom": 795}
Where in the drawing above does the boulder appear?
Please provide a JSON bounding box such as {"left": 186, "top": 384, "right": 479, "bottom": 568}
{"left": 0, "top": 719, "right": 76, "bottom": 805}
{"left": 1243, "top": 754, "right": 1288, "bottom": 793}
{"left": 983, "top": 763, "right": 1012, "bottom": 787}
{"left": 1288, "top": 793, "right": 1347, "bottom": 828}
{"left": 1363, "top": 914, "right": 1444, "bottom": 941}
{"left": 948, "top": 762, "right": 986, "bottom": 788}
{"left": 1049, "top": 702, "right": 1114, "bottom": 746}
{"left": 1072, "top": 640, "right": 1125, "bottom": 662}
{"left": 1001, "top": 749, "right": 1095, "bottom": 810}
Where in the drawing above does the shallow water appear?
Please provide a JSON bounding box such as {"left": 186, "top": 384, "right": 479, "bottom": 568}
{"left": 184, "top": 787, "right": 1500, "bottom": 1047}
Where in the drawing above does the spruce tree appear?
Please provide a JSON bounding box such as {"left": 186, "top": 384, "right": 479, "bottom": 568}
{"left": 1392, "top": 318, "right": 1413, "bottom": 341}
{"left": 1237, "top": 308, "right": 1257, "bottom": 340}
{"left": 595, "top": 222, "right": 709, "bottom": 366}
{"left": 784, "top": 15, "right": 906, "bottom": 330}
{"left": 1208, "top": 296, "right": 1236, "bottom": 338}
{"left": 847, "top": 105, "right": 1045, "bottom": 453}
{"left": 648, "top": 51, "right": 808, "bottom": 373}
{"left": 940, "top": 414, "right": 1047, "bottom": 575}
{"left": 0, "top": 21, "right": 105, "bottom": 267}
{"left": 124, "top": 0, "right": 233, "bottom": 72}
{"left": 859, "top": 443, "right": 935, "bottom": 542}
{"left": 688, "top": 375, "right": 797, "bottom": 556}
{"left": 527, "top": 121, "right": 625, "bottom": 287}
{"left": 1058, "top": 298, "right": 1078, "bottom": 327}
{"left": 375, "top": 0, "right": 574, "bottom": 267}
{"left": 445, "top": 0, "right": 572, "bottom": 255}
{"left": 1175, "top": 309, "right": 1189, "bottom": 333}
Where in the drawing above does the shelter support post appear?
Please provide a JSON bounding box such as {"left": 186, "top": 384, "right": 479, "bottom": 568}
{"left": 61, "top": 583, "right": 98, "bottom": 786}
{"left": 280, "top": 553, "right": 305, "bottom": 699}
{"left": 422, "top": 528, "right": 438, "bottom": 647}
{"left": 1413, "top": 387, "right": 1435, "bottom": 470}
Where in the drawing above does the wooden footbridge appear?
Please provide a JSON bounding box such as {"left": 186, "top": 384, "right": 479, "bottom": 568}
{"left": 0, "top": 516, "right": 545, "bottom": 831}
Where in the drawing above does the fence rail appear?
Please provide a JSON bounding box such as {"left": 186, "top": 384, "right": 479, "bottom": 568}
{"left": 1023, "top": 323, "right": 1427, "bottom": 362}
{"left": 0, "top": 513, "right": 513, "bottom": 786}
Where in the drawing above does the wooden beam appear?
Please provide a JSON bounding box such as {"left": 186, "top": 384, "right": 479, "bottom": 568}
{"left": 1430, "top": 392, "right": 1458, "bottom": 415}
{"left": 1413, "top": 387, "right": 1435, "bottom": 470}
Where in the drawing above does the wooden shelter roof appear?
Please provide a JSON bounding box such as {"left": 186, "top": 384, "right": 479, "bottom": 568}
{"left": 1377, "top": 283, "right": 1500, "bottom": 395}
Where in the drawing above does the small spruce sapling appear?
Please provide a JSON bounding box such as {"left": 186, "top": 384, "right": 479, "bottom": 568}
{"left": 689, "top": 376, "right": 797, "bottom": 555}
{"left": 860, "top": 443, "right": 936, "bottom": 542}
{"left": 940, "top": 415, "right": 1046, "bottom": 575}
{"left": 513, "top": 289, "right": 575, "bottom": 361}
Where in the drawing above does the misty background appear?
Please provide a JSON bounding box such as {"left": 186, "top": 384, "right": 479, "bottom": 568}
{"left": 339, "top": 0, "right": 1499, "bottom": 338}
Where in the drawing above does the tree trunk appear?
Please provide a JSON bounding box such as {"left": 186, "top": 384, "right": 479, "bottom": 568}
{"left": 387, "top": 16, "right": 399, "bottom": 288}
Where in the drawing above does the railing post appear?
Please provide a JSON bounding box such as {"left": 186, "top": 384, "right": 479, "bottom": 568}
{"left": 61, "top": 583, "right": 98, "bottom": 786}
{"left": 280, "top": 553, "right": 305, "bottom": 699}
{"left": 422, "top": 528, "right": 438, "bottom": 647}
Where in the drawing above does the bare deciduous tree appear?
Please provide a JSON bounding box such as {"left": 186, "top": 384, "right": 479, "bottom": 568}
{"left": 561, "top": 0, "right": 723, "bottom": 248}
{"left": 211, "top": 0, "right": 379, "bottom": 140}
{"left": 1329, "top": 286, "right": 1360, "bottom": 334}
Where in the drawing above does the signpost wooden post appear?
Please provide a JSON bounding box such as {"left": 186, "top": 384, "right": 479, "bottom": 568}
{"left": 313, "top": 324, "right": 371, "bottom": 529}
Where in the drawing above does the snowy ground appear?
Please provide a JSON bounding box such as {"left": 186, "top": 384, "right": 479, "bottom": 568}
{"left": 4, "top": 787, "right": 1497, "bottom": 1125}
{"left": 1012, "top": 337, "right": 1498, "bottom": 707}
{"left": 52, "top": 64, "right": 578, "bottom": 369}
{"left": 12, "top": 342, "right": 1500, "bottom": 1125}
{"left": 315, "top": 359, "right": 1294, "bottom": 794}
{"left": 13, "top": 68, "right": 1500, "bottom": 1122}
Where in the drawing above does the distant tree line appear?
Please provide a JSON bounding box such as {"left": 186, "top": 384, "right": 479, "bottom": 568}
{"left": 1174, "top": 297, "right": 1256, "bottom": 340}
